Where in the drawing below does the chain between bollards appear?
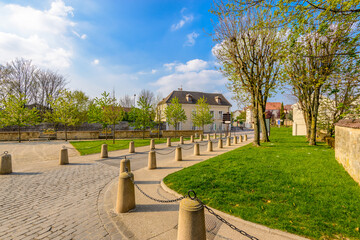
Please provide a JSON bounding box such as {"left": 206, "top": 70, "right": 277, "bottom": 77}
{"left": 156, "top": 148, "right": 177, "bottom": 155}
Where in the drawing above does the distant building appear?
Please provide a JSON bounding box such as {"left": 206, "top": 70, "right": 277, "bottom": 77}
{"left": 244, "top": 102, "right": 284, "bottom": 128}
{"left": 157, "top": 90, "right": 232, "bottom": 132}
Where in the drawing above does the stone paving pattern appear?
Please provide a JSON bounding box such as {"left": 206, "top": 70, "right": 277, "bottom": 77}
{"left": 0, "top": 162, "right": 119, "bottom": 240}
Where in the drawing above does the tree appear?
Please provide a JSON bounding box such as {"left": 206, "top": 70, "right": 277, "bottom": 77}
{"left": 191, "top": 97, "right": 213, "bottom": 130}
{"left": 0, "top": 94, "right": 39, "bottom": 143}
{"left": 70, "top": 90, "right": 91, "bottom": 124}
{"left": 47, "top": 90, "right": 81, "bottom": 141}
{"left": 138, "top": 89, "right": 155, "bottom": 107}
{"left": 103, "top": 104, "right": 124, "bottom": 144}
{"left": 129, "top": 96, "right": 155, "bottom": 139}
{"left": 280, "top": 102, "right": 285, "bottom": 125}
{"left": 34, "top": 69, "right": 67, "bottom": 108}
{"left": 3, "top": 58, "right": 38, "bottom": 104}
{"left": 88, "top": 91, "right": 123, "bottom": 141}
{"left": 212, "top": 2, "right": 282, "bottom": 145}
{"left": 119, "top": 94, "right": 134, "bottom": 108}
{"left": 164, "top": 97, "right": 187, "bottom": 136}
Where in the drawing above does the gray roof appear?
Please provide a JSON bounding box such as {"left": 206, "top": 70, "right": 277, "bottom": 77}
{"left": 159, "top": 91, "right": 232, "bottom": 106}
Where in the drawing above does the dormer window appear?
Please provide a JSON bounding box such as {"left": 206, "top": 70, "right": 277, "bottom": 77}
{"left": 186, "top": 94, "right": 192, "bottom": 103}
{"left": 215, "top": 96, "right": 221, "bottom": 104}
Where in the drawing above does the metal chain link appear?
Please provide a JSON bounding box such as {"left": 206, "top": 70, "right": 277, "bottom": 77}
{"left": 156, "top": 148, "right": 177, "bottom": 155}
{"left": 126, "top": 169, "right": 186, "bottom": 203}
{"left": 181, "top": 145, "right": 194, "bottom": 150}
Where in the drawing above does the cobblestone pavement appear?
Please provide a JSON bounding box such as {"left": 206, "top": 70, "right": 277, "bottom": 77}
{"left": 0, "top": 130, "right": 253, "bottom": 240}
{"left": 0, "top": 162, "right": 119, "bottom": 240}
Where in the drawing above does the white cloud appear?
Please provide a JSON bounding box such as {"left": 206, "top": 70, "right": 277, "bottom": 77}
{"left": 92, "top": 59, "right": 99, "bottom": 65}
{"left": 47, "top": 0, "right": 74, "bottom": 17}
{"left": 153, "top": 59, "right": 226, "bottom": 96}
{"left": 175, "top": 59, "right": 208, "bottom": 72}
{"left": 184, "top": 32, "right": 199, "bottom": 46}
{"left": 151, "top": 69, "right": 157, "bottom": 74}
{"left": 0, "top": 1, "right": 78, "bottom": 69}
{"left": 72, "top": 30, "right": 87, "bottom": 40}
{"left": 171, "top": 13, "right": 193, "bottom": 31}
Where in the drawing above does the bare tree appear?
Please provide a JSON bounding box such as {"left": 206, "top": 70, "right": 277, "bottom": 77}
{"left": 35, "top": 69, "right": 67, "bottom": 107}
{"left": 138, "top": 89, "right": 155, "bottom": 107}
{"left": 119, "top": 94, "right": 134, "bottom": 108}
{"left": 212, "top": 2, "right": 282, "bottom": 145}
{"left": 4, "top": 58, "right": 38, "bottom": 103}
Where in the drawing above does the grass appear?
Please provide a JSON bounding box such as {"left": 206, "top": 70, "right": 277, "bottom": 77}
{"left": 163, "top": 128, "right": 360, "bottom": 240}
{"left": 70, "top": 137, "right": 192, "bottom": 155}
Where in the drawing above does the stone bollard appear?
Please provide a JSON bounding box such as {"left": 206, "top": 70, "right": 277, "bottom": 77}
{"left": 175, "top": 146, "right": 182, "bottom": 161}
{"left": 200, "top": 134, "right": 203, "bottom": 141}
{"left": 233, "top": 136, "right": 238, "bottom": 145}
{"left": 129, "top": 141, "right": 135, "bottom": 153}
{"left": 150, "top": 139, "right": 155, "bottom": 150}
{"left": 167, "top": 137, "right": 171, "bottom": 147}
{"left": 206, "top": 134, "right": 210, "bottom": 141}
{"left": 177, "top": 198, "right": 206, "bottom": 240}
{"left": 148, "top": 151, "right": 157, "bottom": 169}
{"left": 239, "top": 135, "right": 243, "bottom": 143}
{"left": 101, "top": 144, "right": 108, "bottom": 158}
{"left": 194, "top": 143, "right": 200, "bottom": 156}
{"left": 180, "top": 136, "right": 184, "bottom": 145}
{"left": 245, "top": 134, "right": 248, "bottom": 141}
{"left": 190, "top": 135, "right": 194, "bottom": 143}
{"left": 0, "top": 152, "right": 12, "bottom": 174}
{"left": 214, "top": 133, "right": 217, "bottom": 139}
{"left": 116, "top": 172, "right": 135, "bottom": 213}
{"left": 218, "top": 139, "right": 223, "bottom": 149}
{"left": 207, "top": 140, "right": 213, "bottom": 152}
{"left": 226, "top": 137, "right": 231, "bottom": 147}
{"left": 120, "top": 157, "right": 131, "bottom": 173}
{"left": 59, "top": 147, "right": 69, "bottom": 165}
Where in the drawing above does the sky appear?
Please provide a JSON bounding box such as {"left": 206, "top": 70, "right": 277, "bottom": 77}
{"left": 0, "top": 0, "right": 293, "bottom": 109}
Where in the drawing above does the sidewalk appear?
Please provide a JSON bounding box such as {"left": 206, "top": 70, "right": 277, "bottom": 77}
{"left": 99, "top": 137, "right": 309, "bottom": 240}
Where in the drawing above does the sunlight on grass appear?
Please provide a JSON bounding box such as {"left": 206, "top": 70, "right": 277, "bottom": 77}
{"left": 164, "top": 128, "right": 360, "bottom": 240}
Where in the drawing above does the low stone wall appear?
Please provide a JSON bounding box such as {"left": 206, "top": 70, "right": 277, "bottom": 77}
{"left": 115, "top": 131, "right": 151, "bottom": 139}
{"left": 335, "top": 119, "right": 360, "bottom": 184}
{"left": 0, "top": 132, "right": 40, "bottom": 141}
{"left": 0, "top": 129, "right": 204, "bottom": 141}
{"left": 56, "top": 131, "right": 100, "bottom": 140}
{"left": 162, "top": 130, "right": 203, "bottom": 137}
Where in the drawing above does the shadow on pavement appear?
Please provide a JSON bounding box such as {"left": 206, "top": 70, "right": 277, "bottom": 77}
{"left": 134, "top": 204, "right": 179, "bottom": 212}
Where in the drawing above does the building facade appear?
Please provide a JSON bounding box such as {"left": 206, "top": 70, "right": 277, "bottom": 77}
{"left": 157, "top": 90, "right": 232, "bottom": 132}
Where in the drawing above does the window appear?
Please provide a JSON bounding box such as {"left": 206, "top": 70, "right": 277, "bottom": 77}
{"left": 219, "top": 111, "right": 223, "bottom": 119}
{"left": 210, "top": 111, "right": 214, "bottom": 119}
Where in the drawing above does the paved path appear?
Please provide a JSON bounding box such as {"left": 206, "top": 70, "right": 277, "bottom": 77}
{"left": 0, "top": 130, "right": 307, "bottom": 240}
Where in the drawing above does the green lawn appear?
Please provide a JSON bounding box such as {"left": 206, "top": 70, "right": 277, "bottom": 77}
{"left": 163, "top": 128, "right": 360, "bottom": 240}
{"left": 70, "top": 137, "right": 191, "bottom": 155}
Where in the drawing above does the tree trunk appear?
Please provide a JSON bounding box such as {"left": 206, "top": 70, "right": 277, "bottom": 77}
{"left": 18, "top": 125, "right": 21, "bottom": 143}
{"left": 252, "top": 101, "right": 260, "bottom": 146}
{"left": 113, "top": 123, "right": 115, "bottom": 144}
{"left": 65, "top": 124, "right": 68, "bottom": 142}
{"left": 258, "top": 103, "right": 269, "bottom": 142}
{"left": 309, "top": 89, "right": 321, "bottom": 145}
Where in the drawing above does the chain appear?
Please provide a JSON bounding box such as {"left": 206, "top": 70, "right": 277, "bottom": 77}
{"left": 126, "top": 169, "right": 186, "bottom": 203}
{"left": 156, "top": 148, "right": 177, "bottom": 155}
{"left": 199, "top": 142, "right": 208, "bottom": 146}
{"left": 181, "top": 145, "right": 194, "bottom": 150}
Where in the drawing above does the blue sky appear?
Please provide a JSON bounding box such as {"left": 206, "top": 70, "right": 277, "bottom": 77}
{"left": 0, "top": 0, "right": 292, "bottom": 108}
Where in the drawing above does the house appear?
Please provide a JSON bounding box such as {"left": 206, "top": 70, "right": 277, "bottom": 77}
{"left": 157, "top": 90, "right": 232, "bottom": 132}
{"left": 245, "top": 102, "right": 284, "bottom": 128}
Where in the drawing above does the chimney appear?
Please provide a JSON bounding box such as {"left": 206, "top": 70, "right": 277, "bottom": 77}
{"left": 215, "top": 96, "right": 221, "bottom": 104}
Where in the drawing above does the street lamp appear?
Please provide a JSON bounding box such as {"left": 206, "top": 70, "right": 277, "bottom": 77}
{"left": 133, "top": 94, "right": 136, "bottom": 107}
